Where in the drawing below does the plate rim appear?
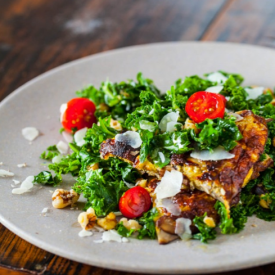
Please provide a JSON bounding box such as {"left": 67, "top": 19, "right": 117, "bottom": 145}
{"left": 1, "top": 41, "right": 275, "bottom": 274}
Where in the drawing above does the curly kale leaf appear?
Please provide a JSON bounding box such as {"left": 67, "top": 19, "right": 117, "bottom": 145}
{"left": 192, "top": 213, "right": 217, "bottom": 243}
{"left": 137, "top": 208, "right": 159, "bottom": 239}
{"left": 215, "top": 201, "right": 247, "bottom": 234}
{"left": 73, "top": 158, "right": 140, "bottom": 216}
{"left": 33, "top": 171, "right": 61, "bottom": 186}
{"left": 40, "top": 145, "right": 59, "bottom": 160}
{"left": 76, "top": 73, "right": 160, "bottom": 120}
{"left": 116, "top": 222, "right": 136, "bottom": 237}
{"left": 191, "top": 116, "right": 243, "bottom": 151}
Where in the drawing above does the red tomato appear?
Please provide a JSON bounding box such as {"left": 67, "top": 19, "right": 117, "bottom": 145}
{"left": 62, "top": 98, "right": 96, "bottom": 133}
{"left": 185, "top": 91, "right": 225, "bottom": 123}
{"left": 119, "top": 186, "right": 152, "bottom": 219}
{"left": 219, "top": 94, "right": 227, "bottom": 105}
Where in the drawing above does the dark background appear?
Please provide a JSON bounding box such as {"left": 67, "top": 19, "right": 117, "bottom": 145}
{"left": 1, "top": 0, "right": 275, "bottom": 274}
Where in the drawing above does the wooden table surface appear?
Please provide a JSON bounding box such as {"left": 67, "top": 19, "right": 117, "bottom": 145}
{"left": 1, "top": 0, "right": 275, "bottom": 274}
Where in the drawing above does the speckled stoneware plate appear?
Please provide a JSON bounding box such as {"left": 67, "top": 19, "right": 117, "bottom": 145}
{"left": 1, "top": 42, "right": 275, "bottom": 274}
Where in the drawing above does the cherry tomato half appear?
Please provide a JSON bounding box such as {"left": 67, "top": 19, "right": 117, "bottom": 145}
{"left": 119, "top": 186, "right": 152, "bottom": 219}
{"left": 62, "top": 98, "right": 97, "bottom": 133}
{"left": 219, "top": 94, "right": 227, "bottom": 105}
{"left": 185, "top": 91, "right": 225, "bottom": 123}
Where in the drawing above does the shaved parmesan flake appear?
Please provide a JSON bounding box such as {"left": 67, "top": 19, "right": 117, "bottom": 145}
{"left": 190, "top": 146, "right": 235, "bottom": 161}
{"left": 60, "top": 103, "right": 67, "bottom": 121}
{"left": 21, "top": 175, "right": 34, "bottom": 189}
{"left": 41, "top": 207, "right": 48, "bottom": 214}
{"left": 17, "top": 163, "right": 26, "bottom": 168}
{"left": 56, "top": 140, "right": 68, "bottom": 154}
{"left": 62, "top": 131, "right": 73, "bottom": 143}
{"left": 155, "top": 170, "right": 183, "bottom": 200}
{"left": 227, "top": 112, "right": 243, "bottom": 122}
{"left": 12, "top": 179, "right": 20, "bottom": 185}
{"left": 139, "top": 120, "right": 156, "bottom": 132}
{"left": 122, "top": 237, "right": 129, "bottom": 243}
{"left": 207, "top": 72, "right": 228, "bottom": 84}
{"left": 52, "top": 154, "right": 63, "bottom": 164}
{"left": 12, "top": 175, "right": 34, "bottom": 195}
{"left": 159, "top": 112, "right": 179, "bottom": 132}
{"left": 245, "top": 87, "right": 265, "bottom": 100}
{"left": 124, "top": 180, "right": 135, "bottom": 188}
{"left": 78, "top": 229, "right": 93, "bottom": 237}
{"left": 175, "top": 218, "right": 192, "bottom": 240}
{"left": 22, "top": 127, "right": 39, "bottom": 141}
{"left": 115, "top": 131, "right": 142, "bottom": 149}
{"left": 74, "top": 127, "right": 87, "bottom": 146}
{"left": 166, "top": 121, "right": 180, "bottom": 133}
{"left": 0, "top": 169, "right": 14, "bottom": 177}
{"left": 160, "top": 198, "right": 181, "bottom": 216}
{"left": 158, "top": 152, "right": 165, "bottom": 163}
{"left": 102, "top": 230, "right": 124, "bottom": 242}
{"left": 0, "top": 162, "right": 3, "bottom": 166}
{"left": 12, "top": 188, "right": 30, "bottom": 195}
{"left": 205, "top": 85, "right": 223, "bottom": 94}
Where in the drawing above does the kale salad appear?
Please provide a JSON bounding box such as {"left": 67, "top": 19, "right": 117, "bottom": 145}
{"left": 33, "top": 71, "right": 275, "bottom": 244}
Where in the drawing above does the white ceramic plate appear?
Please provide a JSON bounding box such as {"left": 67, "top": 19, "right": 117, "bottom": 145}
{"left": 1, "top": 42, "right": 275, "bottom": 274}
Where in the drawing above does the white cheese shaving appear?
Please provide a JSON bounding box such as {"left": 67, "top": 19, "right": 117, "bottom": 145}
{"left": 0, "top": 162, "right": 3, "bottom": 166}
{"left": 155, "top": 170, "right": 183, "bottom": 200}
{"left": 60, "top": 103, "right": 67, "bottom": 121}
{"left": 139, "top": 120, "right": 156, "bottom": 132}
{"left": 159, "top": 112, "right": 179, "bottom": 132}
{"left": 12, "top": 179, "right": 20, "bottom": 185}
{"left": 52, "top": 154, "right": 63, "bottom": 164}
{"left": 159, "top": 198, "right": 181, "bottom": 216}
{"left": 158, "top": 152, "right": 165, "bottom": 163}
{"left": 62, "top": 131, "right": 73, "bottom": 143}
{"left": 122, "top": 237, "right": 129, "bottom": 243}
{"left": 102, "top": 230, "right": 125, "bottom": 242}
{"left": 115, "top": 131, "right": 142, "bottom": 149}
{"left": 190, "top": 146, "right": 235, "bottom": 161}
{"left": 56, "top": 140, "right": 68, "bottom": 154}
{"left": 17, "top": 163, "right": 27, "bottom": 168}
{"left": 166, "top": 121, "right": 180, "bottom": 133}
{"left": 0, "top": 169, "right": 14, "bottom": 177}
{"left": 175, "top": 218, "right": 192, "bottom": 240}
{"left": 12, "top": 175, "right": 34, "bottom": 195}
{"left": 41, "top": 207, "right": 48, "bottom": 214}
{"left": 245, "top": 87, "right": 265, "bottom": 100}
{"left": 227, "top": 112, "right": 243, "bottom": 122}
{"left": 74, "top": 127, "right": 87, "bottom": 146}
{"left": 21, "top": 175, "right": 34, "bottom": 189}
{"left": 124, "top": 180, "right": 135, "bottom": 188}
{"left": 22, "top": 127, "right": 39, "bottom": 141}
{"left": 205, "top": 85, "right": 224, "bottom": 94}
{"left": 207, "top": 72, "right": 228, "bottom": 84}
{"left": 78, "top": 229, "right": 93, "bottom": 237}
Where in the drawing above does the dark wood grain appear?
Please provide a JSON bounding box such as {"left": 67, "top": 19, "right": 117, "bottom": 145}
{"left": 1, "top": 0, "right": 275, "bottom": 274}
{"left": 201, "top": 0, "right": 275, "bottom": 47}
{"left": 0, "top": 0, "right": 226, "bottom": 101}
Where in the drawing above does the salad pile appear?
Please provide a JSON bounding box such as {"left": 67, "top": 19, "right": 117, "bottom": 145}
{"left": 34, "top": 71, "right": 275, "bottom": 243}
